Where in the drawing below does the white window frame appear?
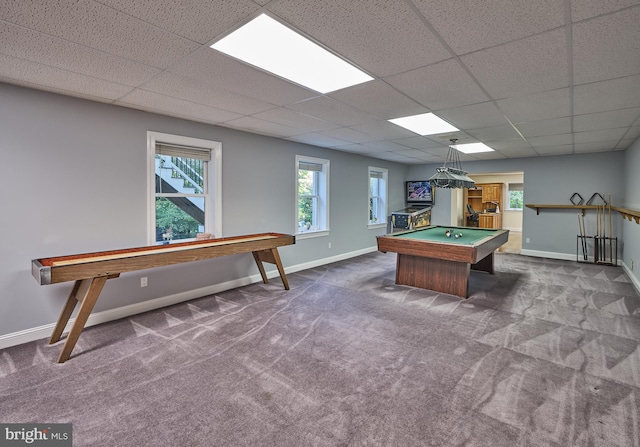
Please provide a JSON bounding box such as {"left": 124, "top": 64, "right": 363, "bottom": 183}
{"left": 295, "top": 155, "right": 330, "bottom": 239}
{"left": 147, "top": 131, "right": 222, "bottom": 245}
{"left": 507, "top": 182, "right": 524, "bottom": 211}
{"left": 368, "top": 166, "right": 388, "bottom": 229}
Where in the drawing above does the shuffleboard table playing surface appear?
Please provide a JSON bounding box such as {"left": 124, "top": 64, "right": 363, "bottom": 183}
{"left": 32, "top": 232, "right": 295, "bottom": 363}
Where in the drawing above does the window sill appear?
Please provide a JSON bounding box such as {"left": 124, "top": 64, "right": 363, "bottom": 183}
{"left": 296, "top": 230, "right": 330, "bottom": 240}
{"left": 368, "top": 223, "right": 387, "bottom": 230}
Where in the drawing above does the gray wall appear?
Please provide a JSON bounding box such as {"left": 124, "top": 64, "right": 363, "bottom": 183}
{"left": 408, "top": 150, "right": 638, "bottom": 283}
{"left": 0, "top": 83, "right": 408, "bottom": 340}
{"left": 623, "top": 138, "right": 640, "bottom": 283}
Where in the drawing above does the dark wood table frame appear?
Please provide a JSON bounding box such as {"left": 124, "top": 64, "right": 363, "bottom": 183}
{"left": 32, "top": 233, "right": 295, "bottom": 363}
{"left": 377, "top": 227, "right": 508, "bottom": 298}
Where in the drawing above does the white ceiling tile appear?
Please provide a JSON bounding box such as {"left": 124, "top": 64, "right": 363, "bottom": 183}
{"left": 528, "top": 133, "right": 573, "bottom": 146}
{"left": 516, "top": 117, "right": 572, "bottom": 137}
{"left": 573, "top": 141, "right": 619, "bottom": 152}
{"left": 574, "top": 75, "right": 640, "bottom": 115}
{"left": 617, "top": 138, "right": 637, "bottom": 149}
{"left": 98, "top": 0, "right": 261, "bottom": 44}
{"left": 0, "top": 0, "right": 200, "bottom": 68}
{"left": 0, "top": 54, "right": 133, "bottom": 101}
{"left": 286, "top": 96, "right": 373, "bottom": 127}
{"left": 466, "top": 124, "right": 523, "bottom": 141}
{"left": 534, "top": 145, "right": 575, "bottom": 155}
{"left": 495, "top": 147, "right": 540, "bottom": 158}
{"left": 253, "top": 108, "right": 339, "bottom": 133}
{"left": 328, "top": 80, "right": 425, "bottom": 120}
{"left": 413, "top": 0, "right": 565, "bottom": 54}
{"left": 116, "top": 89, "right": 243, "bottom": 123}
{"left": 384, "top": 59, "right": 490, "bottom": 110}
{"left": 317, "top": 127, "right": 378, "bottom": 144}
{"left": 0, "top": 22, "right": 161, "bottom": 86}
{"left": 487, "top": 139, "right": 532, "bottom": 151}
{"left": 332, "top": 143, "right": 383, "bottom": 154}
{"left": 624, "top": 126, "right": 640, "bottom": 139}
{"left": 287, "top": 133, "right": 353, "bottom": 147}
{"left": 572, "top": 7, "right": 640, "bottom": 84}
{"left": 574, "top": 128, "right": 628, "bottom": 143}
{"left": 372, "top": 152, "right": 421, "bottom": 163}
{"left": 141, "top": 72, "right": 276, "bottom": 115}
{"left": 363, "top": 140, "right": 419, "bottom": 152}
{"left": 437, "top": 102, "right": 510, "bottom": 129}
{"left": 461, "top": 29, "right": 568, "bottom": 98}
{"left": 350, "top": 120, "right": 417, "bottom": 140}
{"left": 571, "top": 0, "right": 639, "bottom": 22}
{"left": 392, "top": 137, "right": 447, "bottom": 149}
{"left": 498, "top": 88, "right": 571, "bottom": 122}
{"left": 224, "top": 115, "right": 304, "bottom": 137}
{"left": 170, "top": 49, "right": 319, "bottom": 106}
{"left": 574, "top": 108, "right": 640, "bottom": 132}
{"left": 269, "top": 0, "right": 452, "bottom": 77}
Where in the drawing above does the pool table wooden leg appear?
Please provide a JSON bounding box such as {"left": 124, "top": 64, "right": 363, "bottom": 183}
{"left": 252, "top": 248, "right": 290, "bottom": 290}
{"left": 396, "top": 254, "right": 470, "bottom": 298}
{"left": 471, "top": 253, "right": 494, "bottom": 274}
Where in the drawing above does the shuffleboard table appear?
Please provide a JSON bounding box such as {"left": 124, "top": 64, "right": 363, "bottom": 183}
{"left": 377, "top": 226, "right": 508, "bottom": 298}
{"left": 32, "top": 232, "right": 295, "bottom": 363}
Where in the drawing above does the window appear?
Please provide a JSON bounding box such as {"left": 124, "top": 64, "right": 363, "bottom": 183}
{"left": 148, "top": 132, "right": 222, "bottom": 245}
{"left": 296, "top": 155, "right": 329, "bottom": 236}
{"left": 508, "top": 183, "right": 523, "bottom": 210}
{"left": 368, "top": 167, "right": 388, "bottom": 227}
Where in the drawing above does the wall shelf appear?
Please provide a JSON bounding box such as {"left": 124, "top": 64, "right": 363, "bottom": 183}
{"left": 525, "top": 204, "right": 640, "bottom": 223}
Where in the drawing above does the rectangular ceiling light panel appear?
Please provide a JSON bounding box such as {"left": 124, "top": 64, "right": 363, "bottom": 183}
{"left": 388, "top": 113, "right": 459, "bottom": 135}
{"left": 455, "top": 142, "right": 494, "bottom": 153}
{"left": 211, "top": 14, "right": 373, "bottom": 94}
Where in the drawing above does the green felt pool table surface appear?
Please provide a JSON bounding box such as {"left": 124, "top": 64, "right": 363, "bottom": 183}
{"left": 393, "top": 226, "right": 498, "bottom": 245}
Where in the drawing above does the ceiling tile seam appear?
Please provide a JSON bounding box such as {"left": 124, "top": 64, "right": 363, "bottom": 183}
{"left": 91, "top": 0, "right": 215, "bottom": 45}
{"left": 0, "top": 18, "right": 169, "bottom": 79}
{"left": 571, "top": 4, "right": 640, "bottom": 25}
{"left": 563, "top": 0, "right": 576, "bottom": 154}
{"left": 0, "top": 50, "right": 142, "bottom": 103}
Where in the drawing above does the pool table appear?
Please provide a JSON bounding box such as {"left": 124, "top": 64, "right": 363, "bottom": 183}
{"left": 377, "top": 226, "right": 509, "bottom": 298}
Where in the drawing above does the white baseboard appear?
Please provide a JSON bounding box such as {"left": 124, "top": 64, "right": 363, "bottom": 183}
{"left": 519, "top": 249, "right": 576, "bottom": 261}
{"left": 622, "top": 261, "right": 640, "bottom": 295}
{"left": 4, "top": 245, "right": 636, "bottom": 351}
{"left": 0, "top": 246, "right": 379, "bottom": 350}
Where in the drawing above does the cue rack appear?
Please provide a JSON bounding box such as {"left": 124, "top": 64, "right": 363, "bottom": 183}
{"left": 576, "top": 193, "right": 617, "bottom": 265}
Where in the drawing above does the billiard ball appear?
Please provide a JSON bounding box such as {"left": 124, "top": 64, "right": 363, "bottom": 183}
{"left": 445, "top": 230, "right": 451, "bottom": 237}
{"left": 454, "top": 234, "right": 460, "bottom": 238}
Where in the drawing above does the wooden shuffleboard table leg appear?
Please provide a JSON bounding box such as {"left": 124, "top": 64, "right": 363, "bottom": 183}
{"left": 252, "top": 248, "right": 290, "bottom": 290}
{"left": 50, "top": 275, "right": 116, "bottom": 363}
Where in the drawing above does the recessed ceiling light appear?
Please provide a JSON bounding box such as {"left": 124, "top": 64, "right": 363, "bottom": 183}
{"left": 210, "top": 14, "right": 373, "bottom": 94}
{"left": 388, "top": 113, "right": 459, "bottom": 135}
{"left": 455, "top": 142, "right": 495, "bottom": 154}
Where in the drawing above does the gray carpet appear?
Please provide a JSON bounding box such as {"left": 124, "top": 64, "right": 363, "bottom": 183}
{"left": 1, "top": 252, "right": 639, "bottom": 446}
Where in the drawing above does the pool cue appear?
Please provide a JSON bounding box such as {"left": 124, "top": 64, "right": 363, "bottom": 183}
{"left": 582, "top": 214, "right": 588, "bottom": 260}
{"left": 608, "top": 193, "right": 613, "bottom": 263}
{"left": 578, "top": 214, "right": 587, "bottom": 260}
{"left": 595, "top": 204, "right": 600, "bottom": 263}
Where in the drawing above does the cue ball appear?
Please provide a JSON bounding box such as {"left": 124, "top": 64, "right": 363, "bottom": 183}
{"left": 454, "top": 234, "right": 460, "bottom": 238}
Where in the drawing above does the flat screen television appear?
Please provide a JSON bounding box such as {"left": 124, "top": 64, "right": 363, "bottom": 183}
{"left": 406, "top": 181, "right": 434, "bottom": 206}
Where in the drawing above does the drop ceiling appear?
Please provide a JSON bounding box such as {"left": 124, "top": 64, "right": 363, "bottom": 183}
{"left": 1, "top": 0, "right": 639, "bottom": 164}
